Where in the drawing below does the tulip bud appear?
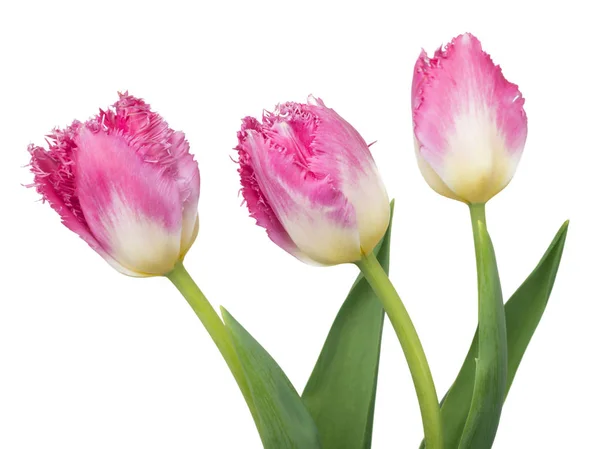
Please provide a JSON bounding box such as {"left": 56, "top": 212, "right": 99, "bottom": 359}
{"left": 235, "top": 96, "right": 390, "bottom": 265}
{"left": 412, "top": 33, "right": 528, "bottom": 204}
{"left": 28, "top": 93, "right": 200, "bottom": 277}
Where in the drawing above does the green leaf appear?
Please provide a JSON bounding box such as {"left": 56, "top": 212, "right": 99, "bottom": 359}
{"left": 222, "top": 308, "right": 321, "bottom": 449}
{"left": 458, "top": 216, "right": 507, "bottom": 449}
{"left": 419, "top": 220, "right": 569, "bottom": 448}
{"left": 301, "top": 201, "right": 394, "bottom": 449}
{"left": 503, "top": 221, "right": 569, "bottom": 393}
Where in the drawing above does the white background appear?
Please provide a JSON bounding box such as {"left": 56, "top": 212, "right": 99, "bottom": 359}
{"left": 0, "top": 0, "right": 597, "bottom": 447}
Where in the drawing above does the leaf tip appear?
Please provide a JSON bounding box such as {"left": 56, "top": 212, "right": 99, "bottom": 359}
{"left": 553, "top": 219, "right": 570, "bottom": 246}
{"left": 220, "top": 306, "right": 231, "bottom": 323}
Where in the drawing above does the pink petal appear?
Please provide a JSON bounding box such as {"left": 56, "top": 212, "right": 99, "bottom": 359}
{"left": 305, "top": 98, "right": 390, "bottom": 253}
{"left": 235, "top": 97, "right": 390, "bottom": 263}
{"left": 88, "top": 92, "right": 201, "bottom": 259}
{"left": 236, "top": 117, "right": 303, "bottom": 258}
{"left": 74, "top": 126, "right": 183, "bottom": 275}
{"left": 236, "top": 121, "right": 300, "bottom": 256}
{"left": 28, "top": 93, "right": 201, "bottom": 276}
{"left": 169, "top": 131, "right": 200, "bottom": 254}
{"left": 28, "top": 126, "right": 137, "bottom": 274}
{"left": 413, "top": 33, "right": 527, "bottom": 170}
{"left": 29, "top": 145, "right": 99, "bottom": 251}
{"left": 238, "top": 115, "right": 361, "bottom": 265}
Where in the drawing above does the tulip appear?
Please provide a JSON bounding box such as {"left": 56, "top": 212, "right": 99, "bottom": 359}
{"left": 28, "top": 93, "right": 200, "bottom": 276}
{"left": 27, "top": 94, "right": 259, "bottom": 432}
{"left": 235, "top": 97, "right": 443, "bottom": 448}
{"left": 412, "top": 33, "right": 526, "bottom": 447}
{"left": 412, "top": 33, "right": 527, "bottom": 204}
{"left": 235, "top": 96, "right": 390, "bottom": 265}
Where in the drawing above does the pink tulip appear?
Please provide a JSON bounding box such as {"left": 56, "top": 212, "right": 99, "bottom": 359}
{"left": 28, "top": 93, "right": 200, "bottom": 276}
{"left": 412, "top": 33, "right": 528, "bottom": 204}
{"left": 235, "top": 96, "right": 389, "bottom": 265}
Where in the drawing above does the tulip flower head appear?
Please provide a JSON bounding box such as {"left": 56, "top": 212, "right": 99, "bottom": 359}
{"left": 412, "top": 33, "right": 527, "bottom": 204}
{"left": 235, "top": 96, "right": 389, "bottom": 265}
{"left": 28, "top": 93, "right": 200, "bottom": 277}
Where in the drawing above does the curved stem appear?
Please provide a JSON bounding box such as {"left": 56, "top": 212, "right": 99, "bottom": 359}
{"left": 165, "top": 262, "right": 259, "bottom": 425}
{"left": 356, "top": 252, "right": 443, "bottom": 449}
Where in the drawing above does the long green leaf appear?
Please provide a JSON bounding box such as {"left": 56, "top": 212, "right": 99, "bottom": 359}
{"left": 504, "top": 221, "right": 569, "bottom": 392}
{"left": 301, "top": 201, "right": 394, "bottom": 449}
{"left": 419, "top": 220, "right": 569, "bottom": 448}
{"left": 222, "top": 308, "right": 321, "bottom": 449}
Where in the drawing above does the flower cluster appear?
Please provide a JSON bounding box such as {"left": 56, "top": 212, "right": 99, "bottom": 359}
{"left": 26, "top": 33, "right": 560, "bottom": 449}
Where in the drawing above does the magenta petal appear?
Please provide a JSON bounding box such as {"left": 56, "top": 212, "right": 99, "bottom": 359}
{"left": 170, "top": 131, "right": 200, "bottom": 253}
{"left": 74, "top": 127, "right": 183, "bottom": 275}
{"left": 306, "top": 100, "right": 390, "bottom": 253}
{"left": 308, "top": 99, "right": 376, "bottom": 183}
{"left": 28, "top": 128, "right": 137, "bottom": 274}
{"left": 29, "top": 145, "right": 103, "bottom": 256}
{"left": 413, "top": 33, "right": 527, "bottom": 166}
{"left": 235, "top": 97, "right": 389, "bottom": 264}
{"left": 412, "top": 33, "right": 528, "bottom": 203}
{"left": 239, "top": 118, "right": 361, "bottom": 265}
{"left": 27, "top": 93, "right": 201, "bottom": 276}
{"left": 236, "top": 118, "right": 303, "bottom": 257}
{"left": 103, "top": 93, "right": 201, "bottom": 256}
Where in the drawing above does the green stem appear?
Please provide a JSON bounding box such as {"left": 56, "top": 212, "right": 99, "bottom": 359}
{"left": 356, "top": 252, "right": 443, "bottom": 449}
{"left": 458, "top": 203, "right": 507, "bottom": 449}
{"left": 165, "top": 262, "right": 259, "bottom": 425}
{"left": 469, "top": 202, "right": 487, "bottom": 238}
